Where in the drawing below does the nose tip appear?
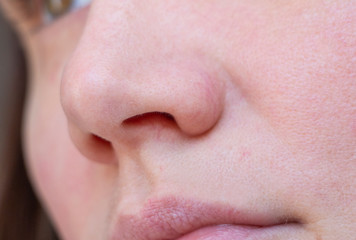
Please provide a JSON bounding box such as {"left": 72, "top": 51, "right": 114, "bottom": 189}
{"left": 61, "top": 49, "right": 226, "bottom": 164}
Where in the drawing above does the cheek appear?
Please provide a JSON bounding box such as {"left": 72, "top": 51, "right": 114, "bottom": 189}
{"left": 24, "top": 88, "right": 86, "bottom": 238}
{"left": 23, "top": 62, "right": 115, "bottom": 239}
{"left": 216, "top": 1, "right": 356, "bottom": 214}
{"left": 234, "top": 1, "right": 356, "bottom": 161}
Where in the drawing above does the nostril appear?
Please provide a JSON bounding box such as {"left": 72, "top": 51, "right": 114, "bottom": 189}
{"left": 91, "top": 134, "right": 112, "bottom": 146}
{"left": 86, "top": 134, "right": 115, "bottom": 164}
{"left": 90, "top": 134, "right": 114, "bottom": 153}
{"left": 68, "top": 120, "right": 116, "bottom": 164}
{"left": 123, "top": 112, "right": 176, "bottom": 125}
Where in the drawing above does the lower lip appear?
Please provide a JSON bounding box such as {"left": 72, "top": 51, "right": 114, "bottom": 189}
{"left": 177, "top": 225, "right": 256, "bottom": 240}
{"left": 177, "top": 224, "right": 299, "bottom": 240}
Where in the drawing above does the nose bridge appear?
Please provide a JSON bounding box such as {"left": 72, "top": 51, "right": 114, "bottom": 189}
{"left": 80, "top": 0, "right": 160, "bottom": 65}
{"left": 60, "top": 0, "right": 145, "bottom": 137}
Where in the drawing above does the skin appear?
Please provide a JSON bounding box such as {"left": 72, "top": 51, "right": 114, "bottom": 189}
{"left": 2, "top": 0, "right": 356, "bottom": 239}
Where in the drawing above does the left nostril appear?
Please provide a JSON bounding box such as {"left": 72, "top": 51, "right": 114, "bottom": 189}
{"left": 123, "top": 112, "right": 176, "bottom": 125}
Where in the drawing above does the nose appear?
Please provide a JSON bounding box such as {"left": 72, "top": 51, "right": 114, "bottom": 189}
{"left": 60, "top": 1, "right": 226, "bottom": 164}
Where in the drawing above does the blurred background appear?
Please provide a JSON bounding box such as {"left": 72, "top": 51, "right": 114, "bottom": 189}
{"left": 0, "top": 9, "right": 26, "bottom": 194}
{"left": 0, "top": 10, "right": 58, "bottom": 240}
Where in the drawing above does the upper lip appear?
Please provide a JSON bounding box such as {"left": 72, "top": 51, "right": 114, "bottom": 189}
{"left": 110, "top": 196, "right": 291, "bottom": 240}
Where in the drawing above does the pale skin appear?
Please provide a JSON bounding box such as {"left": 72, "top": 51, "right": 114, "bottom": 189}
{"left": 1, "top": 0, "right": 356, "bottom": 239}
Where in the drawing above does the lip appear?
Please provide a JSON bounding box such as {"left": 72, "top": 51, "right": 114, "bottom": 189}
{"left": 109, "top": 196, "right": 301, "bottom": 240}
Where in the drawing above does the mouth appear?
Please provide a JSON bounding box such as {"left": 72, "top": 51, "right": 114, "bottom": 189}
{"left": 110, "top": 196, "right": 309, "bottom": 240}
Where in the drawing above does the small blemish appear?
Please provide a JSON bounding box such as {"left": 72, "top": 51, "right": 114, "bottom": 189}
{"left": 239, "top": 149, "right": 251, "bottom": 162}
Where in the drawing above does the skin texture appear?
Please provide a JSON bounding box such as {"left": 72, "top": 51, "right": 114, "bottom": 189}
{"left": 2, "top": 0, "right": 356, "bottom": 239}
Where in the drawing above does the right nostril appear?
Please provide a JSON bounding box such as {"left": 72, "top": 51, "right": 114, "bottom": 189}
{"left": 86, "top": 134, "right": 116, "bottom": 164}
{"left": 68, "top": 121, "right": 116, "bottom": 164}
{"left": 90, "top": 134, "right": 113, "bottom": 152}
{"left": 92, "top": 134, "right": 111, "bottom": 145}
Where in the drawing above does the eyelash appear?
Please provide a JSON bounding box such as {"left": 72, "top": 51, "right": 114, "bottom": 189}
{"left": 6, "top": 0, "right": 91, "bottom": 29}
{"left": 44, "top": 0, "right": 73, "bottom": 22}
{"left": 43, "top": 0, "right": 91, "bottom": 23}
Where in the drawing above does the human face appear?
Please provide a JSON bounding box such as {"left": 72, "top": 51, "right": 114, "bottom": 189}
{"left": 3, "top": 0, "right": 356, "bottom": 239}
